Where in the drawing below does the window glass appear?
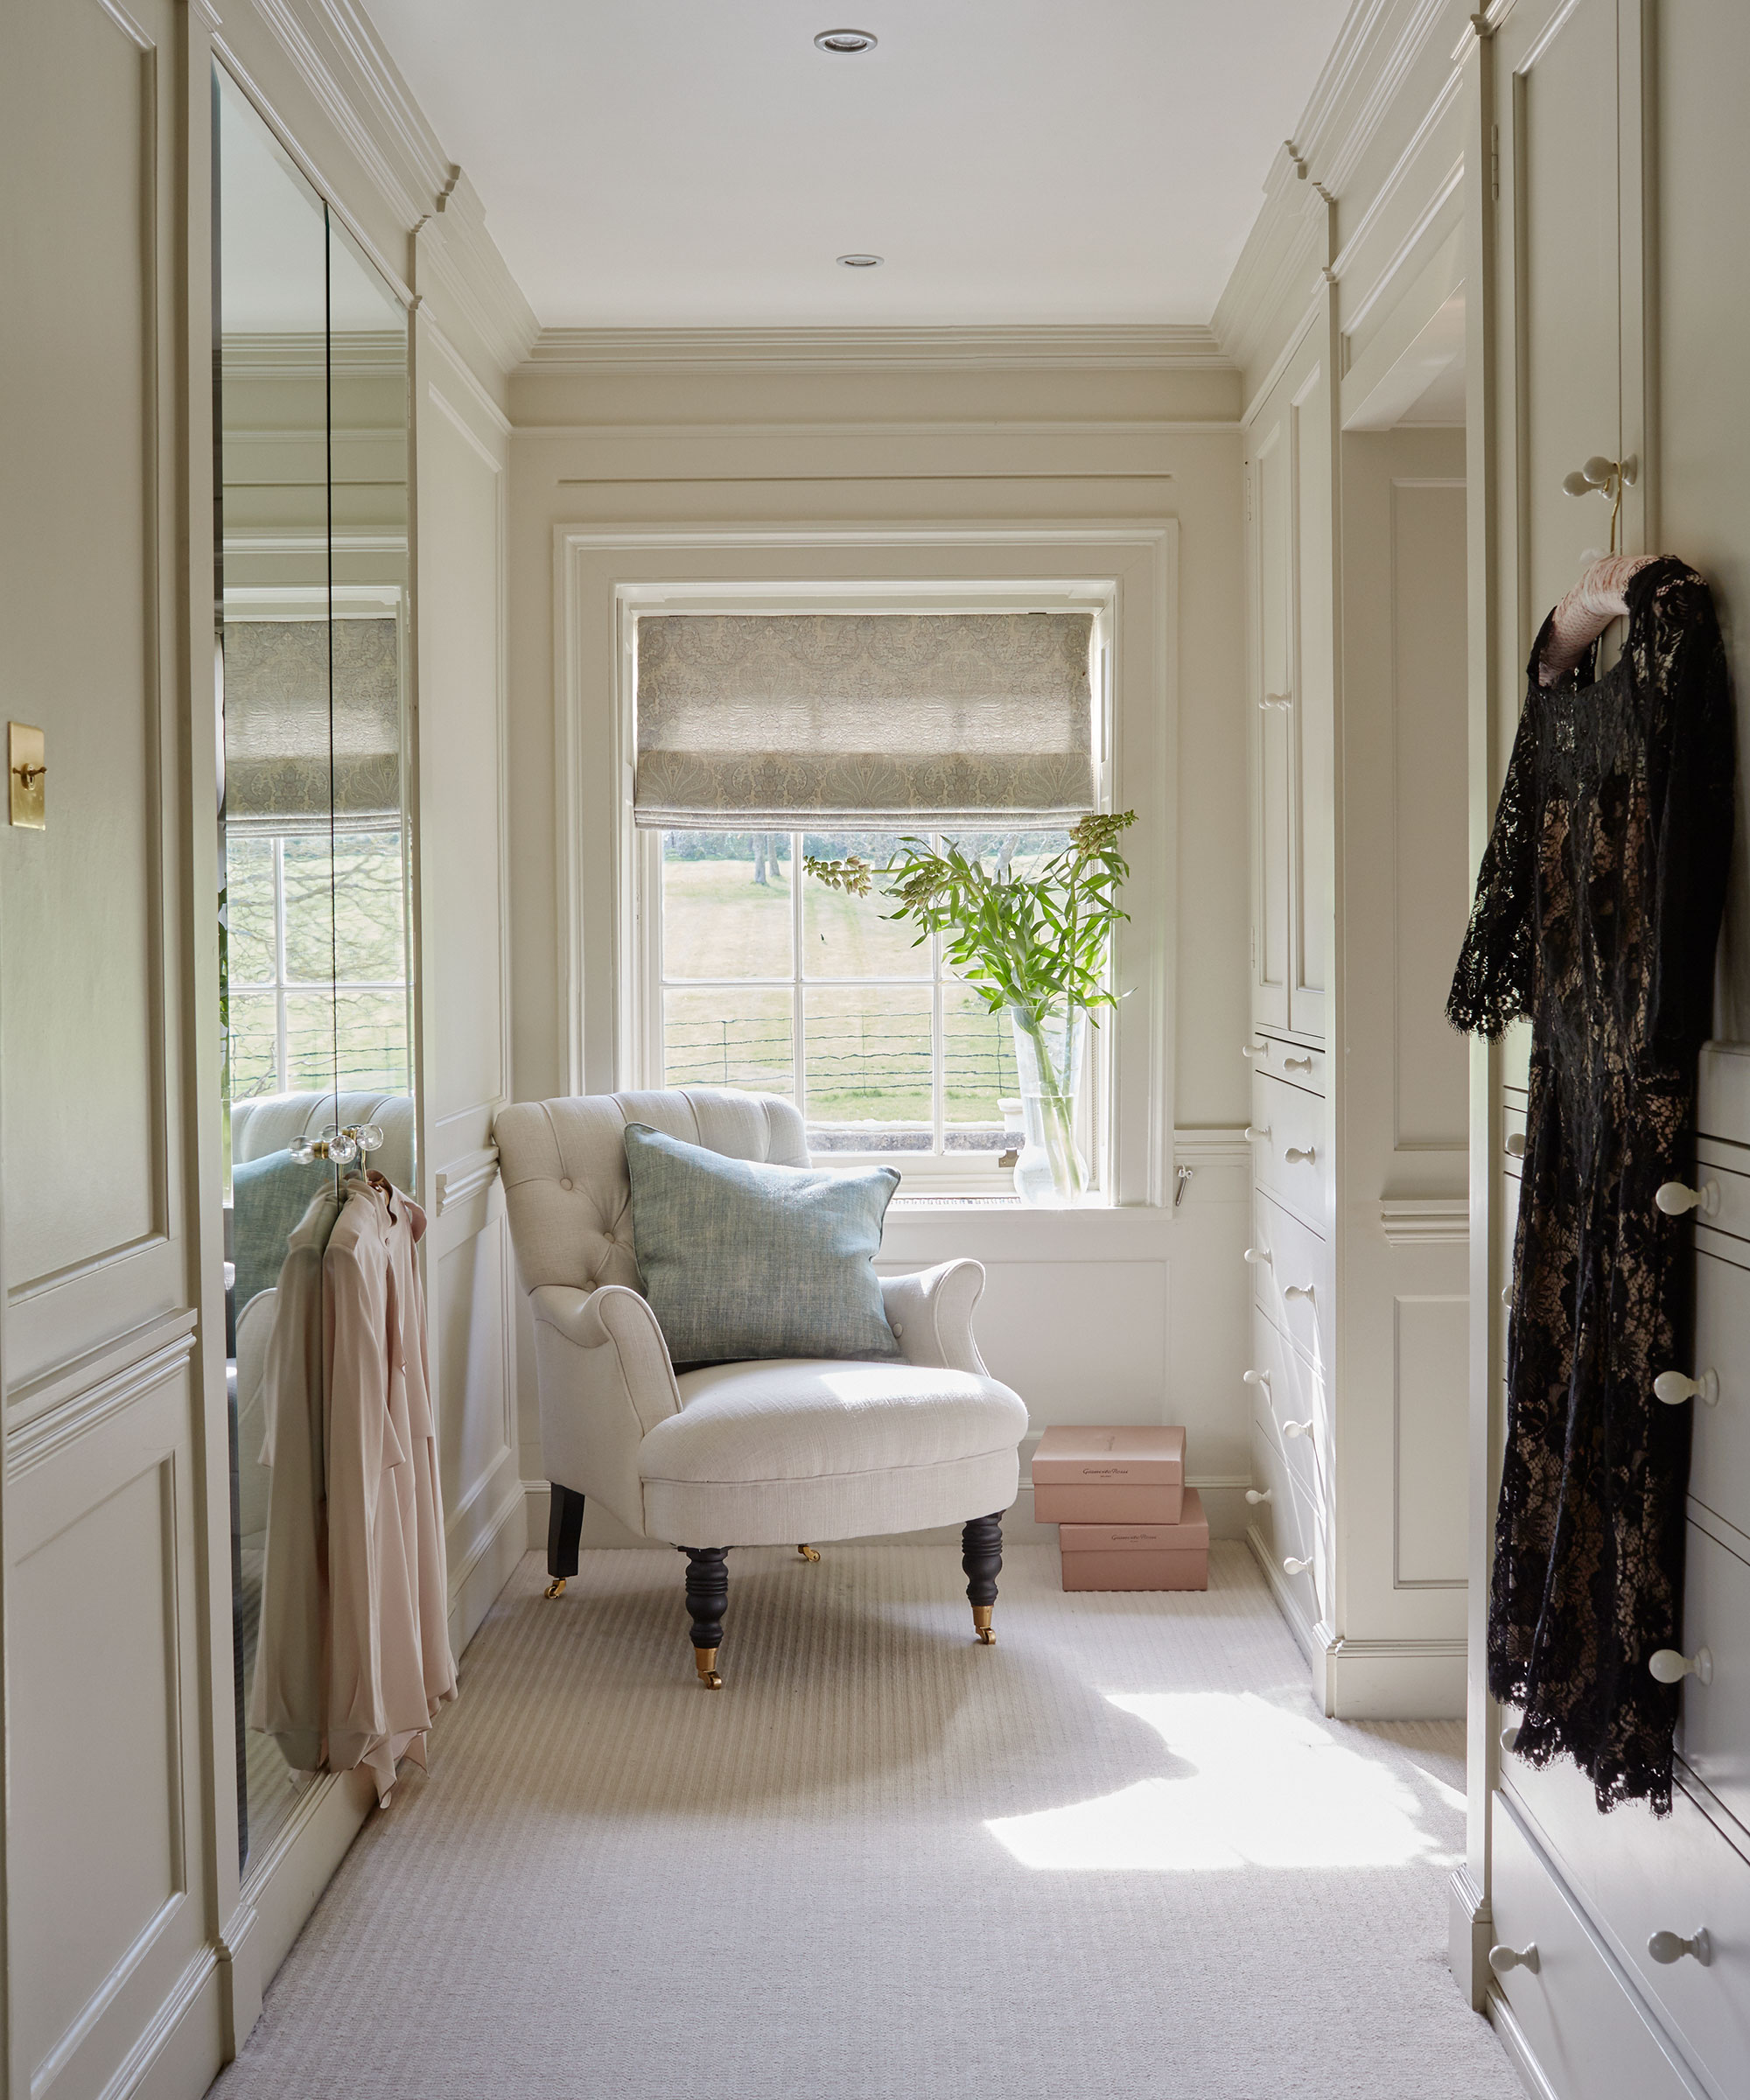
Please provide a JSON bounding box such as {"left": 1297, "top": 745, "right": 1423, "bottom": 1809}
{"left": 804, "top": 984, "right": 932, "bottom": 1152}
{"left": 226, "top": 836, "right": 276, "bottom": 985}
{"left": 663, "top": 985, "right": 794, "bottom": 1095}
{"left": 661, "top": 830, "right": 792, "bottom": 980}
{"left": 802, "top": 830, "right": 928, "bottom": 979}
{"left": 942, "top": 983, "right": 1018, "bottom": 1150}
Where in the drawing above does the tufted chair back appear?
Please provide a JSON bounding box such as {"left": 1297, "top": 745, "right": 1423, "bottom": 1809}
{"left": 494, "top": 1088, "right": 809, "bottom": 1298}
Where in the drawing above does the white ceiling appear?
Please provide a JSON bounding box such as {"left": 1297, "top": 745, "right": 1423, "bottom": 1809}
{"left": 365, "top": 0, "right": 1351, "bottom": 330}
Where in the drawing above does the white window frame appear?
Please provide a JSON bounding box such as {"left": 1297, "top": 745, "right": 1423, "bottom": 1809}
{"left": 623, "top": 583, "right": 1116, "bottom": 1199}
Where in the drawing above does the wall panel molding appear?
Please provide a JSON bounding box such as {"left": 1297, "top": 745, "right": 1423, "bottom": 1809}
{"left": 521, "top": 324, "right": 1231, "bottom": 375}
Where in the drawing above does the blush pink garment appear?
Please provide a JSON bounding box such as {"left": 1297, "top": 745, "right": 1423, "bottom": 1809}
{"left": 322, "top": 1177, "right": 458, "bottom": 1801}
{"left": 1539, "top": 554, "right": 1659, "bottom": 684}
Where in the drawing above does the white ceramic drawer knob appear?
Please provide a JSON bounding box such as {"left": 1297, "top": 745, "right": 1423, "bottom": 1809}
{"left": 1654, "top": 1368, "right": 1718, "bottom": 1407}
{"left": 1242, "top": 1368, "right": 1271, "bottom": 1390}
{"left": 1284, "top": 1145, "right": 1316, "bottom": 1164}
{"left": 1506, "top": 1131, "right": 1526, "bottom": 1158}
{"left": 1655, "top": 1179, "right": 1719, "bottom": 1217}
{"left": 1284, "top": 1282, "right": 1316, "bottom": 1303}
{"left": 1502, "top": 1284, "right": 1514, "bottom": 1307}
{"left": 1241, "top": 1041, "right": 1264, "bottom": 1060}
{"left": 1488, "top": 1943, "right": 1539, "bottom": 1978}
{"left": 1260, "top": 692, "right": 1293, "bottom": 710}
{"left": 1244, "top": 1488, "right": 1273, "bottom": 1505}
{"left": 1282, "top": 1555, "right": 1312, "bottom": 1576}
{"left": 1500, "top": 1723, "right": 1521, "bottom": 1754}
{"left": 1647, "top": 1928, "right": 1712, "bottom": 1967}
{"left": 1648, "top": 1646, "right": 1712, "bottom": 1686}
{"left": 1244, "top": 1246, "right": 1272, "bottom": 1267}
{"left": 1244, "top": 1124, "right": 1272, "bottom": 1143}
{"left": 1284, "top": 1055, "right": 1313, "bottom": 1074}
{"left": 1283, "top": 1418, "right": 1313, "bottom": 1439}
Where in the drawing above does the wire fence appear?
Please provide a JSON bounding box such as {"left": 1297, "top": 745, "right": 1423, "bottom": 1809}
{"left": 664, "top": 1012, "right": 1018, "bottom": 1100}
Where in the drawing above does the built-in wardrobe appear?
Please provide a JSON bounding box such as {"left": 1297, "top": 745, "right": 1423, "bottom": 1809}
{"left": 0, "top": 4, "right": 522, "bottom": 2093}
{"left": 1241, "top": 226, "right": 1473, "bottom": 1723}
{"left": 1452, "top": 6, "right": 1750, "bottom": 2097}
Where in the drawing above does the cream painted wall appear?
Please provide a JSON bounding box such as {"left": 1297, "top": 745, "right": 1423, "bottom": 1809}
{"left": 504, "top": 356, "right": 1260, "bottom": 1538}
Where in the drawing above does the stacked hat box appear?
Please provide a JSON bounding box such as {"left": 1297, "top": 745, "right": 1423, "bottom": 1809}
{"left": 1031, "top": 1425, "right": 1208, "bottom": 1591}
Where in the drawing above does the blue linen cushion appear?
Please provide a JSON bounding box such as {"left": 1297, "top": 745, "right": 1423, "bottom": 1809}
{"left": 621, "top": 1122, "right": 902, "bottom": 1365}
{"left": 232, "top": 1145, "right": 332, "bottom": 1317}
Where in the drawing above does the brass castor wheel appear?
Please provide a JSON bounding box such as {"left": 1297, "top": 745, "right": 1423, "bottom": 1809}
{"left": 542, "top": 1577, "right": 566, "bottom": 1600}
{"left": 694, "top": 1646, "right": 724, "bottom": 1690}
{"left": 973, "top": 1605, "right": 996, "bottom": 1646}
{"left": 797, "top": 1543, "right": 821, "bottom": 1562}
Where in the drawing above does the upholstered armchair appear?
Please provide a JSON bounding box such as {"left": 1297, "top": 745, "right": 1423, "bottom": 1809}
{"left": 494, "top": 1088, "right": 1028, "bottom": 1687}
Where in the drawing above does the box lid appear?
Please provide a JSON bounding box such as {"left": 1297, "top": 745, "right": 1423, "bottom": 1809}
{"left": 1032, "top": 1424, "right": 1186, "bottom": 1487}
{"left": 1059, "top": 1489, "right": 1208, "bottom": 1553}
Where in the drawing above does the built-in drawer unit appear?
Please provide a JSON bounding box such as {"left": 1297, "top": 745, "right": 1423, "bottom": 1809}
{"left": 1588, "top": 1779, "right": 1750, "bottom": 2100}
{"left": 1248, "top": 1070, "right": 1326, "bottom": 1228}
{"left": 1690, "top": 1237, "right": 1750, "bottom": 1543}
{"left": 1662, "top": 1143, "right": 1750, "bottom": 1248}
{"left": 1488, "top": 1796, "right": 1704, "bottom": 2100}
{"left": 1246, "top": 1304, "right": 1323, "bottom": 1509}
{"left": 1242, "top": 1033, "right": 1325, "bottom": 1096}
{"left": 1248, "top": 1190, "right": 1329, "bottom": 1366}
{"left": 1247, "top": 1415, "right": 1321, "bottom": 1618}
{"left": 1503, "top": 1094, "right": 1529, "bottom": 1172}
{"left": 1673, "top": 1515, "right": 1750, "bottom": 1840}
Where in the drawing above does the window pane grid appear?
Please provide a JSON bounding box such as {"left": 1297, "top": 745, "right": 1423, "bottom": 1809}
{"left": 660, "top": 828, "right": 1058, "bottom": 1160}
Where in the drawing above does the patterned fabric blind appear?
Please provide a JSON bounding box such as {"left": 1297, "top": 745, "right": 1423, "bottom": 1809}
{"left": 221, "top": 617, "right": 402, "bottom": 831}
{"left": 633, "top": 611, "right": 1096, "bottom": 829}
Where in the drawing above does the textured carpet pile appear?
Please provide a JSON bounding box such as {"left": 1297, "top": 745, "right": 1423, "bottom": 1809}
{"left": 214, "top": 1542, "right": 1518, "bottom": 2099}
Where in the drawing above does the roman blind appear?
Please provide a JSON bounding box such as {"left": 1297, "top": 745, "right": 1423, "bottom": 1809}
{"left": 633, "top": 611, "right": 1096, "bottom": 829}
{"left": 222, "top": 617, "right": 402, "bottom": 830}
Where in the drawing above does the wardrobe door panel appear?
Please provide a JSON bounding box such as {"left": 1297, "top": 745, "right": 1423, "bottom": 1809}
{"left": 1289, "top": 358, "right": 1333, "bottom": 1040}
{"left": 1251, "top": 412, "right": 1292, "bottom": 1031}
{"left": 1502, "top": 0, "right": 1624, "bottom": 651}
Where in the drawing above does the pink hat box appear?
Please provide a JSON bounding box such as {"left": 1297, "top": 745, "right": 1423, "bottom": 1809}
{"left": 1031, "top": 1424, "right": 1186, "bottom": 1525}
{"left": 1058, "top": 1489, "right": 1209, "bottom": 1592}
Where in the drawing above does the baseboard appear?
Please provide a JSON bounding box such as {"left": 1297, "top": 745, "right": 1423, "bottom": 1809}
{"left": 1247, "top": 1522, "right": 1325, "bottom": 1670}
{"left": 107, "top": 1945, "right": 221, "bottom": 2100}
{"left": 240, "top": 1764, "right": 377, "bottom": 1998}
{"left": 1325, "top": 1634, "right": 1467, "bottom": 1720}
{"left": 1486, "top": 1985, "right": 1562, "bottom": 2100}
{"left": 448, "top": 1475, "right": 531, "bottom": 1656}
{"left": 1448, "top": 1864, "right": 1492, "bottom": 2012}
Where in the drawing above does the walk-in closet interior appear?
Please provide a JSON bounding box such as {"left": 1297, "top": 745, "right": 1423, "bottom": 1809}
{"left": 2, "top": 4, "right": 1747, "bottom": 2099}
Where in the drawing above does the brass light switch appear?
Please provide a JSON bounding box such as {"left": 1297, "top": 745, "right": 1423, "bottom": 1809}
{"left": 8, "top": 723, "right": 45, "bottom": 829}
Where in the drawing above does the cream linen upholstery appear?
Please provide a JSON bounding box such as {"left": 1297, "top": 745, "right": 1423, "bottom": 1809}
{"left": 494, "top": 1088, "right": 1026, "bottom": 1549}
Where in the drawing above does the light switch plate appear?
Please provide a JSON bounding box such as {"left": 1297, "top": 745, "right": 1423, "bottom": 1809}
{"left": 8, "top": 723, "right": 45, "bottom": 830}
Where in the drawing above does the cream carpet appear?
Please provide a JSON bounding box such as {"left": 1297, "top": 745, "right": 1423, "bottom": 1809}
{"left": 212, "top": 1542, "right": 1518, "bottom": 2100}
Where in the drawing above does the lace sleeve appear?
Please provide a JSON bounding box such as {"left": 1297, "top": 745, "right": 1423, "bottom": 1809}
{"left": 1448, "top": 698, "right": 1541, "bottom": 1039}
{"left": 1637, "top": 564, "right": 1735, "bottom": 1056}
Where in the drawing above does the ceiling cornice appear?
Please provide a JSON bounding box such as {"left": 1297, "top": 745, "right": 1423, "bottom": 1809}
{"left": 1213, "top": 0, "right": 1466, "bottom": 382}
{"left": 518, "top": 325, "right": 1233, "bottom": 376}
{"left": 234, "top": 0, "right": 538, "bottom": 375}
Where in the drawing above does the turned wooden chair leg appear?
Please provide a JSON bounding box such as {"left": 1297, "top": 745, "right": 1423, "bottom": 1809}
{"left": 682, "top": 1546, "right": 730, "bottom": 1687}
{"left": 796, "top": 1543, "right": 821, "bottom": 1562}
{"left": 544, "top": 1484, "right": 586, "bottom": 1598}
{"left": 962, "top": 1512, "right": 1003, "bottom": 1644}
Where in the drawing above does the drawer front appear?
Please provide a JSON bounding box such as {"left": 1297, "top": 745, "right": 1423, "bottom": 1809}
{"left": 1243, "top": 1033, "right": 1325, "bottom": 1096}
{"left": 1676, "top": 1518, "right": 1750, "bottom": 1837}
{"left": 1249, "top": 1071, "right": 1327, "bottom": 1228}
{"left": 1592, "top": 1780, "right": 1750, "bottom": 2100}
{"left": 1690, "top": 1243, "right": 1750, "bottom": 1544}
{"left": 1247, "top": 1416, "right": 1321, "bottom": 1618}
{"left": 1503, "top": 1095, "right": 1528, "bottom": 1173}
{"left": 1683, "top": 1148, "right": 1750, "bottom": 1249}
{"left": 1490, "top": 1797, "right": 1703, "bottom": 2100}
{"left": 1247, "top": 1305, "right": 1324, "bottom": 1510}
{"left": 1250, "top": 1191, "right": 1329, "bottom": 1365}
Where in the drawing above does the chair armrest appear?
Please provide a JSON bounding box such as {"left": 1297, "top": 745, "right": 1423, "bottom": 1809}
{"left": 881, "top": 1260, "right": 989, "bottom": 1375}
{"left": 528, "top": 1284, "right": 680, "bottom": 1536}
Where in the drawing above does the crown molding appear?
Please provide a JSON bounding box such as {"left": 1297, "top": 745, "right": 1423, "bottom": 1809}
{"left": 517, "top": 325, "right": 1232, "bottom": 377}
{"left": 234, "top": 0, "right": 537, "bottom": 376}
{"left": 1213, "top": 0, "right": 1466, "bottom": 382}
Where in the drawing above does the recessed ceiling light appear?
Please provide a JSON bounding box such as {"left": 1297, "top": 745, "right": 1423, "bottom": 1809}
{"left": 836, "top": 253, "right": 884, "bottom": 269}
{"left": 815, "top": 28, "right": 878, "bottom": 53}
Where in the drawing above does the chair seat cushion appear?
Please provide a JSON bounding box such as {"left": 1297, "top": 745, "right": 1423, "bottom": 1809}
{"left": 637, "top": 1358, "right": 1028, "bottom": 1547}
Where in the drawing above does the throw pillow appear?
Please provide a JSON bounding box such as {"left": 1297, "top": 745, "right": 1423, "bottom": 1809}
{"left": 621, "top": 1122, "right": 901, "bottom": 1365}
{"left": 231, "top": 1145, "right": 334, "bottom": 1317}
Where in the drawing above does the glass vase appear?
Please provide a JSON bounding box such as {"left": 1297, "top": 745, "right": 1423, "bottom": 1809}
{"left": 1008, "top": 1003, "right": 1089, "bottom": 1207}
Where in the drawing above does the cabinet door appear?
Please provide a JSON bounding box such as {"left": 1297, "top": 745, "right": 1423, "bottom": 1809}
{"left": 1250, "top": 414, "right": 1292, "bottom": 1032}
{"left": 1289, "top": 347, "right": 1334, "bottom": 1040}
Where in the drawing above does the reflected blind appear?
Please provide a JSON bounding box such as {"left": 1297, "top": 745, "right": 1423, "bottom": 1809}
{"left": 222, "top": 617, "right": 402, "bottom": 830}
{"left": 634, "top": 612, "right": 1096, "bottom": 830}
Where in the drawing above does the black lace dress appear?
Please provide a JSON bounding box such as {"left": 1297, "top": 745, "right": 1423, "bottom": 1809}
{"left": 1448, "top": 558, "right": 1733, "bottom": 1813}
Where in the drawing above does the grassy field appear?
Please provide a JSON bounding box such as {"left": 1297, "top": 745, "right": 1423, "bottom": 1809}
{"left": 660, "top": 855, "right": 1018, "bottom": 1126}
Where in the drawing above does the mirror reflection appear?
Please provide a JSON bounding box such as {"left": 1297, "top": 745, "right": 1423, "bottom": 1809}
{"left": 215, "top": 66, "right": 414, "bottom": 1869}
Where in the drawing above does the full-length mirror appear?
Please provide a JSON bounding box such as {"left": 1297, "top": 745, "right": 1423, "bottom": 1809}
{"left": 214, "top": 66, "right": 414, "bottom": 1868}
